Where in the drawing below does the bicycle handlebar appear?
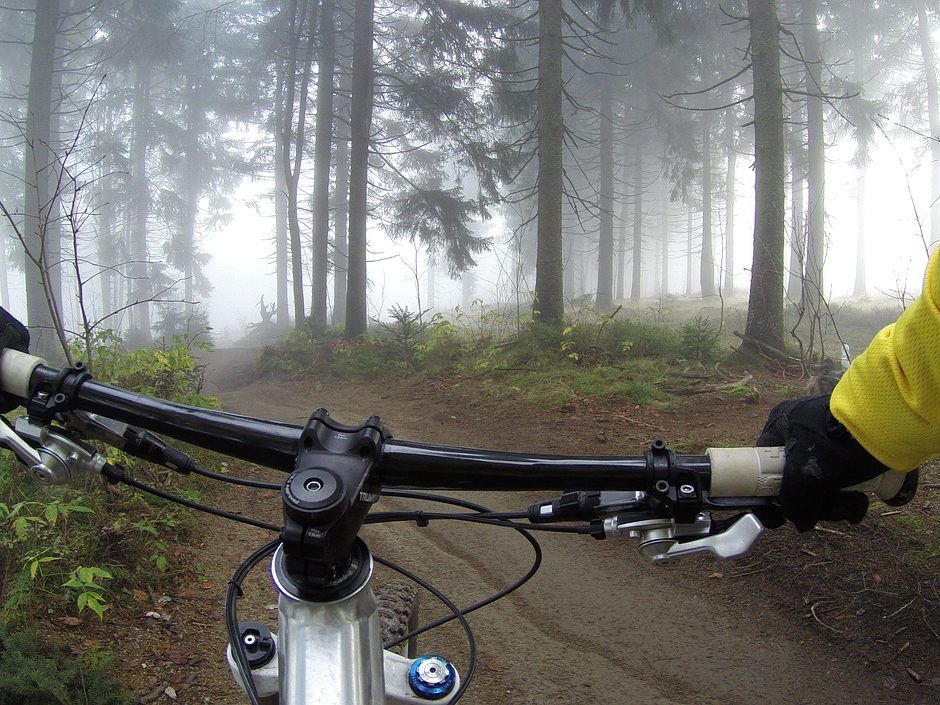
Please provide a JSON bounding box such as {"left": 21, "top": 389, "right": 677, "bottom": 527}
{"left": 0, "top": 350, "right": 916, "bottom": 502}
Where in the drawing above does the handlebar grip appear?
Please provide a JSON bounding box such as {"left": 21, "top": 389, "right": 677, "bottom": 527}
{"left": 0, "top": 349, "right": 46, "bottom": 401}
{"left": 705, "top": 446, "right": 917, "bottom": 504}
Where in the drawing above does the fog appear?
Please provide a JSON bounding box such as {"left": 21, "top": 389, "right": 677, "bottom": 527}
{"left": 4, "top": 1, "right": 938, "bottom": 355}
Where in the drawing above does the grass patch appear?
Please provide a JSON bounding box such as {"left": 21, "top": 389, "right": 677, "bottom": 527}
{"left": 492, "top": 365, "right": 666, "bottom": 407}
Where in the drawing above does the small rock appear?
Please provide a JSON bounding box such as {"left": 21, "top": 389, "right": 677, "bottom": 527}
{"left": 907, "top": 668, "right": 922, "bottom": 684}
{"left": 164, "top": 686, "right": 177, "bottom": 700}
{"left": 883, "top": 677, "right": 897, "bottom": 691}
{"left": 157, "top": 595, "right": 172, "bottom": 605}
{"left": 559, "top": 404, "right": 576, "bottom": 414}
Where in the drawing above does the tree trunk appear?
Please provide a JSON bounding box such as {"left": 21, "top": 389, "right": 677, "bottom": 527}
{"left": 743, "top": 0, "right": 786, "bottom": 352}
{"left": 787, "top": 123, "right": 805, "bottom": 299}
{"left": 23, "top": 0, "right": 63, "bottom": 356}
{"left": 854, "top": 166, "right": 868, "bottom": 297}
{"left": 686, "top": 208, "right": 693, "bottom": 295}
{"left": 274, "top": 59, "right": 290, "bottom": 328}
{"left": 802, "top": 0, "right": 825, "bottom": 318}
{"left": 917, "top": 2, "right": 940, "bottom": 248}
{"left": 182, "top": 75, "right": 204, "bottom": 318}
{"left": 332, "top": 116, "right": 350, "bottom": 327}
{"left": 595, "top": 84, "right": 614, "bottom": 311}
{"left": 128, "top": 62, "right": 153, "bottom": 349}
{"left": 461, "top": 269, "right": 475, "bottom": 310}
{"left": 98, "top": 107, "right": 115, "bottom": 317}
{"left": 616, "top": 131, "right": 630, "bottom": 301}
{"left": 660, "top": 182, "right": 669, "bottom": 297}
{"left": 311, "top": 0, "right": 336, "bottom": 327}
{"left": 723, "top": 108, "right": 736, "bottom": 296}
{"left": 344, "top": 0, "right": 375, "bottom": 338}
{"left": 700, "top": 112, "right": 716, "bottom": 297}
{"left": 534, "top": 0, "right": 564, "bottom": 324}
{"left": 280, "top": 0, "right": 315, "bottom": 329}
{"left": 0, "top": 223, "right": 10, "bottom": 309}
{"left": 631, "top": 139, "right": 643, "bottom": 300}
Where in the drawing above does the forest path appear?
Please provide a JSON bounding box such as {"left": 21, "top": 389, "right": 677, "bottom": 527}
{"left": 129, "top": 347, "right": 927, "bottom": 705}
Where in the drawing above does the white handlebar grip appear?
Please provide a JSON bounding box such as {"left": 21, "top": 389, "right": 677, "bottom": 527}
{"left": 0, "top": 349, "right": 46, "bottom": 400}
{"left": 706, "top": 446, "right": 785, "bottom": 497}
{"left": 847, "top": 469, "right": 908, "bottom": 500}
{"left": 706, "top": 446, "right": 912, "bottom": 502}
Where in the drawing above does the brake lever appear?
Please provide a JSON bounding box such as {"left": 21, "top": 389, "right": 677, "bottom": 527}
{"left": 61, "top": 411, "right": 130, "bottom": 448}
{"left": 602, "top": 512, "right": 764, "bottom": 564}
{"left": 0, "top": 417, "right": 50, "bottom": 480}
{"left": 13, "top": 417, "right": 108, "bottom": 484}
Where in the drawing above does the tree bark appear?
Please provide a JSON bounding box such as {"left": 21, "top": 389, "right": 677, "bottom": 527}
{"left": 0, "top": 222, "right": 9, "bottom": 309}
{"left": 723, "top": 108, "right": 736, "bottom": 296}
{"left": 787, "top": 123, "right": 805, "bottom": 299}
{"left": 344, "top": 0, "right": 375, "bottom": 338}
{"left": 311, "top": 0, "right": 336, "bottom": 327}
{"left": 595, "top": 84, "right": 614, "bottom": 311}
{"left": 700, "top": 112, "right": 716, "bottom": 297}
{"left": 743, "top": 0, "right": 786, "bottom": 352}
{"left": 686, "top": 208, "right": 693, "bottom": 295}
{"left": 534, "top": 0, "right": 564, "bottom": 324}
{"left": 127, "top": 61, "right": 153, "bottom": 349}
{"left": 660, "top": 182, "right": 669, "bottom": 297}
{"left": 23, "top": 0, "right": 63, "bottom": 356}
{"left": 274, "top": 57, "right": 290, "bottom": 328}
{"left": 332, "top": 114, "right": 350, "bottom": 328}
{"left": 181, "top": 73, "right": 205, "bottom": 318}
{"left": 802, "top": 0, "right": 825, "bottom": 317}
{"left": 631, "top": 139, "right": 643, "bottom": 300}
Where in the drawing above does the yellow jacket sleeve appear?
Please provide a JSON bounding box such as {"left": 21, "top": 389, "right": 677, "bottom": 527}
{"left": 831, "top": 248, "right": 940, "bottom": 471}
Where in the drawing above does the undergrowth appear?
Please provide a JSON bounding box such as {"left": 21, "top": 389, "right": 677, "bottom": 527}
{"left": 0, "top": 625, "right": 130, "bottom": 704}
{"left": 260, "top": 304, "right": 723, "bottom": 407}
{"left": 0, "top": 331, "right": 220, "bottom": 701}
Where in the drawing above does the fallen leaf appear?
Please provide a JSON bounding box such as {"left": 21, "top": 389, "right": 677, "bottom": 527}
{"left": 132, "top": 589, "right": 148, "bottom": 604}
{"left": 59, "top": 616, "right": 81, "bottom": 627}
{"left": 708, "top": 572, "right": 723, "bottom": 579}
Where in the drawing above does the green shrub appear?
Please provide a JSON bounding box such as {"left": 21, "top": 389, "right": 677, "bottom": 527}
{"left": 0, "top": 625, "right": 130, "bottom": 705}
{"left": 559, "top": 319, "right": 682, "bottom": 363}
{"left": 73, "top": 331, "right": 219, "bottom": 407}
{"left": 414, "top": 319, "right": 466, "bottom": 371}
{"left": 680, "top": 316, "right": 722, "bottom": 363}
{"left": 331, "top": 337, "right": 406, "bottom": 378}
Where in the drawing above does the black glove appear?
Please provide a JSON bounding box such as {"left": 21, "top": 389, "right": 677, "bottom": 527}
{"left": 756, "top": 395, "right": 888, "bottom": 532}
{"left": 0, "top": 307, "right": 29, "bottom": 413}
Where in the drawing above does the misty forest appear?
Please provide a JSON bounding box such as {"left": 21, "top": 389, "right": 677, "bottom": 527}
{"left": 2, "top": 0, "right": 938, "bottom": 364}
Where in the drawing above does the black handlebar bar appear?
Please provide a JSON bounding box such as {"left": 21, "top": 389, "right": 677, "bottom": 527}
{"left": 29, "top": 364, "right": 710, "bottom": 492}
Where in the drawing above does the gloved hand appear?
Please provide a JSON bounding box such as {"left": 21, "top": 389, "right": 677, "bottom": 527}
{"left": 0, "top": 307, "right": 29, "bottom": 413}
{"left": 756, "top": 395, "right": 888, "bottom": 532}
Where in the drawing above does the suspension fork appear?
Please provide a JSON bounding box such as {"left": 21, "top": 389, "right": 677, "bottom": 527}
{"left": 228, "top": 541, "right": 460, "bottom": 705}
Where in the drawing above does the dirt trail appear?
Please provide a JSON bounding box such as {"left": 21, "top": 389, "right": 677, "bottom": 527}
{"left": 149, "top": 348, "right": 932, "bottom": 705}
